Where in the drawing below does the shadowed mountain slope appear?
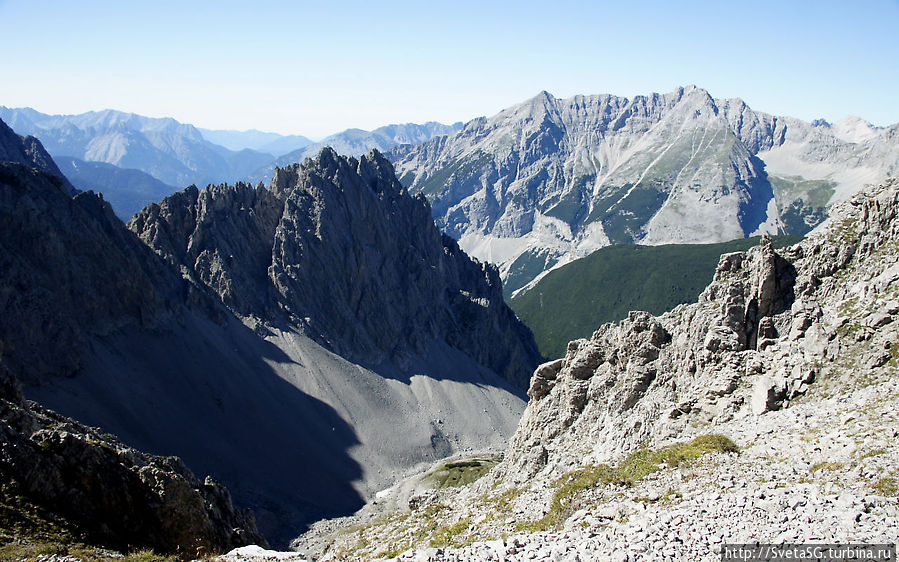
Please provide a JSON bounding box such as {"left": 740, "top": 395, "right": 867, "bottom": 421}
{"left": 0, "top": 122, "right": 539, "bottom": 546}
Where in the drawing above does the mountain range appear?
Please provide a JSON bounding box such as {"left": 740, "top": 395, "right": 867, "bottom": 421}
{"left": 248, "top": 121, "right": 464, "bottom": 185}
{"left": 390, "top": 85, "right": 899, "bottom": 295}
{"left": 0, "top": 106, "right": 274, "bottom": 189}
{"left": 2, "top": 85, "right": 898, "bottom": 559}
{"left": 0, "top": 117, "right": 540, "bottom": 549}
{"left": 0, "top": 106, "right": 462, "bottom": 220}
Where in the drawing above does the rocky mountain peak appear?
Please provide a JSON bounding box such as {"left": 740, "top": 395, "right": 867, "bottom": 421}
{"left": 391, "top": 87, "right": 899, "bottom": 296}
{"left": 131, "top": 147, "right": 541, "bottom": 387}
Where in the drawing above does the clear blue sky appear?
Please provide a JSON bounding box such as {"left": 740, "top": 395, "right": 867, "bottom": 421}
{"left": 1, "top": 0, "right": 897, "bottom": 138}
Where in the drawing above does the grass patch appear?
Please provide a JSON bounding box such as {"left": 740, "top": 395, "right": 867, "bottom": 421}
{"left": 810, "top": 461, "right": 846, "bottom": 473}
{"left": 617, "top": 434, "right": 739, "bottom": 481}
{"left": 421, "top": 457, "right": 499, "bottom": 489}
{"left": 517, "top": 434, "right": 738, "bottom": 532}
{"left": 872, "top": 477, "right": 899, "bottom": 497}
{"left": 428, "top": 517, "right": 471, "bottom": 548}
{"left": 0, "top": 541, "right": 177, "bottom": 562}
{"left": 859, "top": 448, "right": 887, "bottom": 460}
{"left": 122, "top": 550, "right": 179, "bottom": 562}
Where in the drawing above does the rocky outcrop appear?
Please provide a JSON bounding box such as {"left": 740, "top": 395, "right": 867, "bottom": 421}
{"left": 129, "top": 181, "right": 283, "bottom": 317}
{"left": 497, "top": 178, "right": 899, "bottom": 482}
{"left": 130, "top": 148, "right": 541, "bottom": 388}
{"left": 0, "top": 362, "right": 265, "bottom": 556}
{"left": 313, "top": 181, "right": 899, "bottom": 562}
{"left": 391, "top": 86, "right": 899, "bottom": 295}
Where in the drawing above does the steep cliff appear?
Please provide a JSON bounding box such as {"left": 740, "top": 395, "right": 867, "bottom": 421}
{"left": 130, "top": 148, "right": 540, "bottom": 388}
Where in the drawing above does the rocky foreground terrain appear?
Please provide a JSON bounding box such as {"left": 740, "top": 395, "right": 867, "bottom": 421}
{"left": 0, "top": 360, "right": 265, "bottom": 557}
{"left": 260, "top": 178, "right": 899, "bottom": 561}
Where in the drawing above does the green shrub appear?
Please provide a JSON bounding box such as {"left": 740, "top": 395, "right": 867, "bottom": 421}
{"left": 421, "top": 457, "right": 499, "bottom": 489}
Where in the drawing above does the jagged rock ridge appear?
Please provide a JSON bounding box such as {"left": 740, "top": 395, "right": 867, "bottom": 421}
{"left": 390, "top": 86, "right": 899, "bottom": 295}
{"left": 130, "top": 148, "right": 540, "bottom": 388}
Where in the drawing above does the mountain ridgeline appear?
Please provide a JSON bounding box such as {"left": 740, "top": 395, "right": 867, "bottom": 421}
{"left": 390, "top": 86, "right": 899, "bottom": 294}
{"left": 0, "top": 118, "right": 540, "bottom": 548}
{"left": 129, "top": 148, "right": 539, "bottom": 386}
{"left": 0, "top": 106, "right": 464, "bottom": 220}
{"left": 247, "top": 121, "right": 464, "bottom": 185}
{"left": 0, "top": 106, "right": 274, "bottom": 190}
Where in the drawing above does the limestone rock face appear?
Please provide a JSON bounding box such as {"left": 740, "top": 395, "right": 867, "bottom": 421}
{"left": 391, "top": 86, "right": 899, "bottom": 295}
{"left": 0, "top": 363, "right": 265, "bottom": 555}
{"left": 496, "top": 178, "right": 899, "bottom": 482}
{"left": 129, "top": 181, "right": 283, "bottom": 316}
{"left": 131, "top": 148, "right": 541, "bottom": 388}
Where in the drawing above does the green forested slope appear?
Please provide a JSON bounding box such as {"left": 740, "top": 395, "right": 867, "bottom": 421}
{"left": 511, "top": 236, "right": 802, "bottom": 359}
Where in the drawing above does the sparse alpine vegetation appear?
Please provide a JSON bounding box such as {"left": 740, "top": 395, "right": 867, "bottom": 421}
{"left": 312, "top": 179, "right": 899, "bottom": 561}
{"left": 517, "top": 434, "right": 739, "bottom": 533}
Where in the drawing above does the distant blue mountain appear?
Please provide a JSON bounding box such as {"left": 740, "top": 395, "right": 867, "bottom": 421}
{"left": 198, "top": 127, "right": 313, "bottom": 156}
{"left": 0, "top": 107, "right": 275, "bottom": 189}
{"left": 54, "top": 156, "right": 178, "bottom": 220}
{"left": 249, "top": 121, "right": 464, "bottom": 183}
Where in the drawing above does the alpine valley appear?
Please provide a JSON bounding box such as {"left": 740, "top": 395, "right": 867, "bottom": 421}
{"left": 0, "top": 84, "right": 897, "bottom": 562}
{"left": 0, "top": 117, "right": 539, "bottom": 552}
